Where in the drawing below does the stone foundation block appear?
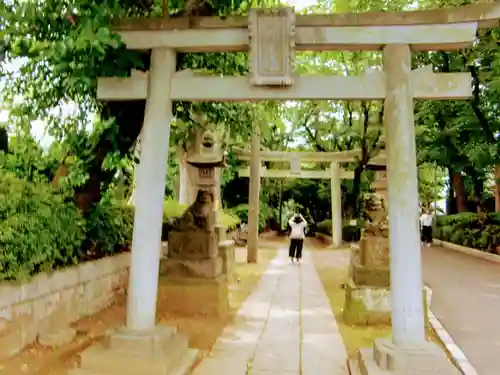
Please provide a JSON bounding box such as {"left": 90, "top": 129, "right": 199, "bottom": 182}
{"left": 159, "top": 257, "right": 223, "bottom": 279}
{"left": 348, "top": 338, "right": 461, "bottom": 375}
{"left": 343, "top": 279, "right": 432, "bottom": 326}
{"left": 343, "top": 279, "right": 392, "bottom": 326}
{"left": 70, "top": 325, "right": 197, "bottom": 375}
{"left": 158, "top": 276, "right": 229, "bottom": 317}
{"left": 352, "top": 264, "right": 390, "bottom": 287}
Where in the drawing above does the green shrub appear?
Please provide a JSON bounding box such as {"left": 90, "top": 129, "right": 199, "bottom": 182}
{"left": 436, "top": 213, "right": 500, "bottom": 251}
{"left": 85, "top": 200, "right": 134, "bottom": 256}
{"left": 163, "top": 197, "right": 188, "bottom": 219}
{"left": 230, "top": 203, "right": 268, "bottom": 232}
{"left": 0, "top": 172, "right": 86, "bottom": 282}
{"left": 316, "top": 219, "right": 362, "bottom": 242}
{"left": 220, "top": 211, "right": 240, "bottom": 230}
{"left": 317, "top": 219, "right": 332, "bottom": 235}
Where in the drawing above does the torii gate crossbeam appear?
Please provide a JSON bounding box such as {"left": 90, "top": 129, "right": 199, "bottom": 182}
{"left": 237, "top": 164, "right": 353, "bottom": 247}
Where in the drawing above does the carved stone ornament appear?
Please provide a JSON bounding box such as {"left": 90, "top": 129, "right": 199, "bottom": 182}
{"left": 248, "top": 7, "right": 296, "bottom": 87}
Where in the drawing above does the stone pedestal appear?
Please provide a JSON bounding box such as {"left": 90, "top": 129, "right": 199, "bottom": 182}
{"left": 158, "top": 276, "right": 229, "bottom": 317}
{"left": 160, "top": 230, "right": 234, "bottom": 317}
{"left": 345, "top": 233, "right": 431, "bottom": 326}
{"left": 348, "top": 338, "right": 460, "bottom": 375}
{"left": 70, "top": 325, "right": 197, "bottom": 375}
{"left": 353, "top": 235, "right": 390, "bottom": 287}
{"left": 344, "top": 233, "right": 391, "bottom": 325}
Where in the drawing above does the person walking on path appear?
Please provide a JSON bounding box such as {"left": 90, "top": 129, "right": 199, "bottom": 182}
{"left": 288, "top": 213, "right": 307, "bottom": 263}
{"left": 420, "top": 208, "right": 434, "bottom": 247}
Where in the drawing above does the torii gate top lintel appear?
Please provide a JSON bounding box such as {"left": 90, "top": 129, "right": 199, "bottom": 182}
{"left": 97, "top": 4, "right": 500, "bottom": 102}
{"left": 233, "top": 148, "right": 386, "bottom": 164}
{"left": 112, "top": 3, "right": 500, "bottom": 31}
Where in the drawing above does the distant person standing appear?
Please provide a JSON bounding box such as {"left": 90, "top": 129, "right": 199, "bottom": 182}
{"left": 420, "top": 209, "right": 434, "bottom": 247}
{"left": 288, "top": 213, "right": 307, "bottom": 263}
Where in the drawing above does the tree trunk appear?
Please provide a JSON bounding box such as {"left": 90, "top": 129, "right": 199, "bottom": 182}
{"left": 495, "top": 165, "right": 500, "bottom": 212}
{"left": 349, "top": 165, "right": 363, "bottom": 218}
{"left": 0, "top": 127, "right": 8, "bottom": 153}
{"left": 473, "top": 177, "right": 484, "bottom": 213}
{"left": 278, "top": 180, "right": 283, "bottom": 232}
{"left": 446, "top": 169, "right": 455, "bottom": 215}
{"left": 74, "top": 100, "right": 146, "bottom": 212}
{"left": 451, "top": 172, "right": 468, "bottom": 213}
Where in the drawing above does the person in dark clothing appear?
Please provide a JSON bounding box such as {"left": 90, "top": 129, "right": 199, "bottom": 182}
{"left": 420, "top": 209, "right": 434, "bottom": 247}
{"left": 288, "top": 213, "right": 307, "bottom": 263}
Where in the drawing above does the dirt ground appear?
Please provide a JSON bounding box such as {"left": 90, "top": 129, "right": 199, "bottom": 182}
{"left": 0, "top": 246, "right": 278, "bottom": 375}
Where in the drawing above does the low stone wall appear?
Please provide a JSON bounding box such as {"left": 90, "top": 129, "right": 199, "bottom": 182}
{"left": 0, "top": 253, "right": 130, "bottom": 359}
{"left": 434, "top": 239, "right": 500, "bottom": 265}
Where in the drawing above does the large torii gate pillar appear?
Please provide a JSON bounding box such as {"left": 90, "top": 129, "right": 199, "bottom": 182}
{"left": 351, "top": 44, "right": 457, "bottom": 375}
{"left": 247, "top": 121, "right": 261, "bottom": 263}
{"left": 384, "top": 44, "right": 425, "bottom": 345}
{"left": 330, "top": 161, "right": 343, "bottom": 248}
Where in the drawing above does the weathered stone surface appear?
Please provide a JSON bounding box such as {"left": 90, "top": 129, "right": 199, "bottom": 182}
{"left": 191, "top": 249, "right": 347, "bottom": 375}
{"left": 160, "top": 257, "right": 223, "bottom": 279}
{"left": 344, "top": 280, "right": 432, "bottom": 326}
{"left": 168, "top": 231, "right": 218, "bottom": 260}
{"left": 157, "top": 276, "right": 229, "bottom": 317}
{"left": 248, "top": 7, "right": 295, "bottom": 87}
{"left": 73, "top": 326, "right": 197, "bottom": 375}
{"left": 359, "top": 235, "right": 390, "bottom": 268}
{"left": 0, "top": 253, "right": 130, "bottom": 360}
{"left": 353, "top": 339, "right": 461, "bottom": 375}
{"left": 38, "top": 327, "right": 76, "bottom": 348}
{"left": 352, "top": 264, "right": 390, "bottom": 287}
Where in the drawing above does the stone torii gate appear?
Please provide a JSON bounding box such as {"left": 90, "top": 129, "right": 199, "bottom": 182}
{"left": 235, "top": 148, "right": 386, "bottom": 255}
{"left": 72, "top": 4, "right": 500, "bottom": 375}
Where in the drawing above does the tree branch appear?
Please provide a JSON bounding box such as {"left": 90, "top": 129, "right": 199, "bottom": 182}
{"left": 468, "top": 64, "right": 496, "bottom": 144}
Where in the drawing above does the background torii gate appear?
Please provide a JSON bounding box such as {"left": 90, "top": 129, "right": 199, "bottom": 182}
{"left": 235, "top": 148, "right": 386, "bottom": 255}
{"left": 82, "top": 4, "right": 500, "bottom": 375}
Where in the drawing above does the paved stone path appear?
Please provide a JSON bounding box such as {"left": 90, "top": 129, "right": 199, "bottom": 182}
{"left": 191, "top": 248, "right": 348, "bottom": 375}
{"left": 423, "top": 245, "right": 500, "bottom": 375}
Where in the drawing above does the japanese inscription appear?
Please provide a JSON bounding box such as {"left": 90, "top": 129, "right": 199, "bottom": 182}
{"left": 248, "top": 7, "right": 295, "bottom": 86}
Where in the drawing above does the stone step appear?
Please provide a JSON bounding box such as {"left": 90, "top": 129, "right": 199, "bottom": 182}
{"left": 347, "top": 357, "right": 362, "bottom": 375}
{"left": 78, "top": 334, "right": 190, "bottom": 375}
{"left": 167, "top": 348, "right": 198, "bottom": 375}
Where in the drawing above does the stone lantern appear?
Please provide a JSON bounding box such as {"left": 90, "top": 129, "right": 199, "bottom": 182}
{"left": 160, "top": 130, "right": 234, "bottom": 318}
{"left": 186, "top": 130, "right": 227, "bottom": 239}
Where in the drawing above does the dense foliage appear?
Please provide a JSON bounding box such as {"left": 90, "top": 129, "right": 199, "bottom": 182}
{"left": 0, "top": 171, "right": 86, "bottom": 281}
{"left": 2, "top": 0, "right": 500, "bottom": 283}
{"left": 436, "top": 213, "right": 500, "bottom": 252}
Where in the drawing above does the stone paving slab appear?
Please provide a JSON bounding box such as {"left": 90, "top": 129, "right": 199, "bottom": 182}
{"left": 191, "top": 248, "right": 348, "bottom": 375}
